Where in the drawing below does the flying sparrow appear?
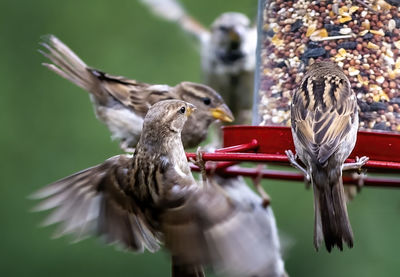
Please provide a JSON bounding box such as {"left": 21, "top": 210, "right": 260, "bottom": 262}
{"left": 140, "top": 0, "right": 256, "bottom": 124}
{"left": 32, "top": 100, "right": 279, "bottom": 277}
{"left": 39, "top": 35, "right": 234, "bottom": 151}
{"left": 285, "top": 61, "right": 369, "bottom": 252}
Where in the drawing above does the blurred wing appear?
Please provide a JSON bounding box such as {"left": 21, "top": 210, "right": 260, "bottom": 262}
{"left": 291, "top": 75, "right": 357, "bottom": 164}
{"left": 31, "top": 154, "right": 161, "bottom": 252}
{"left": 211, "top": 176, "right": 286, "bottom": 277}
{"left": 161, "top": 175, "right": 286, "bottom": 277}
{"left": 140, "top": 0, "right": 210, "bottom": 44}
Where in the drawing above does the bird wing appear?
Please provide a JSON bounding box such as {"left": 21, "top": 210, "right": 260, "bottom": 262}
{"left": 31, "top": 154, "right": 161, "bottom": 253}
{"left": 140, "top": 0, "right": 210, "bottom": 45}
{"left": 40, "top": 35, "right": 175, "bottom": 117}
{"left": 86, "top": 69, "right": 175, "bottom": 117}
{"left": 291, "top": 74, "right": 357, "bottom": 165}
{"left": 161, "top": 171, "right": 286, "bottom": 277}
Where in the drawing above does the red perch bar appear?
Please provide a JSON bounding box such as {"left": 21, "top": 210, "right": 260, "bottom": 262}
{"left": 186, "top": 126, "right": 400, "bottom": 188}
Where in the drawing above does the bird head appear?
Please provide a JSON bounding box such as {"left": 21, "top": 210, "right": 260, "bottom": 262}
{"left": 144, "top": 100, "right": 196, "bottom": 135}
{"left": 210, "top": 12, "right": 251, "bottom": 63}
{"left": 176, "top": 82, "right": 234, "bottom": 124}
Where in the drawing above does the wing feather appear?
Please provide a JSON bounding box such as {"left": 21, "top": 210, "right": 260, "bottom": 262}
{"left": 32, "top": 154, "right": 161, "bottom": 252}
{"left": 292, "top": 70, "right": 357, "bottom": 165}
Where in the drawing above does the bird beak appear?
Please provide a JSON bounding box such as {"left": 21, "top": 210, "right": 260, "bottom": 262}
{"left": 210, "top": 104, "right": 234, "bottom": 123}
{"left": 186, "top": 105, "right": 196, "bottom": 117}
{"left": 228, "top": 28, "right": 242, "bottom": 43}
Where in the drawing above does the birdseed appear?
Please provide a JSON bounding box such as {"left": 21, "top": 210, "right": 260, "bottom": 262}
{"left": 257, "top": 0, "right": 400, "bottom": 133}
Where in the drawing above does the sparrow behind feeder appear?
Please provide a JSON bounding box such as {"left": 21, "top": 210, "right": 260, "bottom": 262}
{"left": 140, "top": 0, "right": 257, "bottom": 124}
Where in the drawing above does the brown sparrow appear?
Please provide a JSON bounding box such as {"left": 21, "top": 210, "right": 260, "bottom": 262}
{"left": 140, "top": 0, "right": 256, "bottom": 124}
{"left": 32, "top": 100, "right": 280, "bottom": 277}
{"left": 39, "top": 35, "right": 234, "bottom": 151}
{"left": 285, "top": 61, "right": 369, "bottom": 252}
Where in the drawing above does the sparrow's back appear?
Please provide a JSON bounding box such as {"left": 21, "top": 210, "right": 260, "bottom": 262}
{"left": 291, "top": 61, "right": 358, "bottom": 251}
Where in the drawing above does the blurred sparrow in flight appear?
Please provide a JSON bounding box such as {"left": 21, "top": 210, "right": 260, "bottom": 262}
{"left": 285, "top": 61, "right": 368, "bottom": 252}
{"left": 40, "top": 35, "right": 233, "bottom": 151}
{"left": 32, "top": 100, "right": 281, "bottom": 277}
{"left": 140, "top": 0, "right": 256, "bottom": 124}
{"left": 210, "top": 175, "right": 288, "bottom": 277}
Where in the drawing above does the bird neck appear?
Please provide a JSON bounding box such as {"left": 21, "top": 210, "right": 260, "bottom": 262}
{"left": 140, "top": 130, "right": 186, "bottom": 157}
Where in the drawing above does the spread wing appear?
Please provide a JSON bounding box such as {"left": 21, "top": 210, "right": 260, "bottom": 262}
{"left": 31, "top": 154, "right": 161, "bottom": 252}
{"left": 291, "top": 73, "right": 357, "bottom": 165}
{"left": 140, "top": 0, "right": 210, "bottom": 45}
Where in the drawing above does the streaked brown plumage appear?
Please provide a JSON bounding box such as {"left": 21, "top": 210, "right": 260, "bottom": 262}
{"left": 286, "top": 61, "right": 368, "bottom": 252}
{"left": 39, "top": 35, "right": 234, "bottom": 151}
{"left": 33, "top": 100, "right": 279, "bottom": 277}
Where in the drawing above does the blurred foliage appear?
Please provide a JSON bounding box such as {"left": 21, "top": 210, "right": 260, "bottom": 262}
{"left": 0, "top": 0, "right": 399, "bottom": 276}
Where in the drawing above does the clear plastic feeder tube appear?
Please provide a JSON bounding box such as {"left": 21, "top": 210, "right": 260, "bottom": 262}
{"left": 254, "top": 0, "right": 400, "bottom": 133}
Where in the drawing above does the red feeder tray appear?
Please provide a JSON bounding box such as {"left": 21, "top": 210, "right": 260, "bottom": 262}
{"left": 186, "top": 126, "right": 400, "bottom": 188}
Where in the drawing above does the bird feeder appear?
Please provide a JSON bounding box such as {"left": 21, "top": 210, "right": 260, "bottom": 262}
{"left": 187, "top": 0, "right": 400, "bottom": 188}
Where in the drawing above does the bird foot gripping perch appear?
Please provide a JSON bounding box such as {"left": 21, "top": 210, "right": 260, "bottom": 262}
{"left": 342, "top": 156, "right": 370, "bottom": 172}
{"left": 285, "top": 150, "right": 311, "bottom": 188}
{"left": 189, "top": 147, "right": 208, "bottom": 185}
{"left": 189, "top": 147, "right": 236, "bottom": 206}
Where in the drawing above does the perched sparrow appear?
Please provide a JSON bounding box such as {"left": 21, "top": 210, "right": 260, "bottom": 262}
{"left": 33, "top": 100, "right": 279, "bottom": 277}
{"left": 285, "top": 61, "right": 368, "bottom": 252}
{"left": 40, "top": 35, "right": 234, "bottom": 151}
{"left": 140, "top": 0, "right": 256, "bottom": 124}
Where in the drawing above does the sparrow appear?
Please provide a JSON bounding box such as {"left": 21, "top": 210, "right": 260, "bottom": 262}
{"left": 140, "top": 0, "right": 257, "bottom": 124}
{"left": 285, "top": 61, "right": 369, "bottom": 252}
{"left": 32, "top": 100, "right": 280, "bottom": 277}
{"left": 39, "top": 35, "right": 234, "bottom": 151}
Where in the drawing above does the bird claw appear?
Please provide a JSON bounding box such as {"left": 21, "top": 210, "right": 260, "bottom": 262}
{"left": 285, "top": 150, "right": 296, "bottom": 162}
{"left": 285, "top": 149, "right": 311, "bottom": 188}
{"left": 193, "top": 147, "right": 206, "bottom": 169}
{"left": 355, "top": 156, "right": 369, "bottom": 174}
{"left": 342, "top": 156, "right": 369, "bottom": 172}
{"left": 189, "top": 147, "right": 208, "bottom": 184}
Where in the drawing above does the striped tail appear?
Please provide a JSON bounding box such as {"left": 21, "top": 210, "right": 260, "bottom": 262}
{"left": 312, "top": 165, "right": 354, "bottom": 252}
{"left": 39, "top": 35, "right": 106, "bottom": 102}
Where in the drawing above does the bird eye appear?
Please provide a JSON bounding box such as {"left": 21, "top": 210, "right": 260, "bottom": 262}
{"left": 179, "top": 106, "right": 186, "bottom": 114}
{"left": 203, "top": 97, "right": 211, "bottom": 105}
{"left": 219, "top": 26, "right": 229, "bottom": 32}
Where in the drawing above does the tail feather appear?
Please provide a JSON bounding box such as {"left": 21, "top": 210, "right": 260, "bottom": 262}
{"left": 40, "top": 35, "right": 105, "bottom": 101}
{"left": 312, "top": 165, "right": 353, "bottom": 252}
{"left": 332, "top": 178, "right": 354, "bottom": 247}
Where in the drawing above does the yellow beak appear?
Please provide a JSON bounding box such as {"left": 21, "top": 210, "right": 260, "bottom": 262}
{"left": 210, "top": 104, "right": 234, "bottom": 123}
{"left": 186, "top": 105, "right": 196, "bottom": 117}
{"left": 228, "top": 29, "right": 241, "bottom": 43}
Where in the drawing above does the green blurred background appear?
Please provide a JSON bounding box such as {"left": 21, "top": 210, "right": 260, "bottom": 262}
{"left": 1, "top": 0, "right": 399, "bottom": 276}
